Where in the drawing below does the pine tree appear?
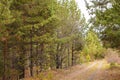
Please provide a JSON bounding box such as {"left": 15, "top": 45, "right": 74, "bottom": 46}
{"left": 82, "top": 31, "right": 104, "bottom": 61}
{"left": 88, "top": 0, "right": 120, "bottom": 48}
{"left": 0, "top": 0, "right": 15, "bottom": 79}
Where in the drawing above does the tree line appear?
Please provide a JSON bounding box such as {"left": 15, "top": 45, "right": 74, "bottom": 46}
{"left": 85, "top": 0, "right": 120, "bottom": 48}
{"left": 1, "top": 0, "right": 118, "bottom": 80}
{"left": 0, "top": 0, "right": 87, "bottom": 79}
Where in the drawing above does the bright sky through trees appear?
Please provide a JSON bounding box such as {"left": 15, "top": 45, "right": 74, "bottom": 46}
{"left": 75, "top": 0, "right": 90, "bottom": 21}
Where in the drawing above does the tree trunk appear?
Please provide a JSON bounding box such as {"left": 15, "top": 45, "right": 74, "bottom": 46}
{"left": 19, "top": 46, "right": 26, "bottom": 79}
{"left": 71, "top": 43, "right": 74, "bottom": 66}
{"left": 3, "top": 40, "right": 7, "bottom": 80}
{"left": 36, "top": 42, "right": 39, "bottom": 75}
{"left": 56, "top": 43, "right": 60, "bottom": 69}
{"left": 30, "top": 27, "right": 33, "bottom": 77}
{"left": 68, "top": 48, "right": 70, "bottom": 67}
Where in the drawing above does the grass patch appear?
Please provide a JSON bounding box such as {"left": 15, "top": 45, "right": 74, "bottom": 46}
{"left": 102, "top": 61, "right": 110, "bottom": 70}
{"left": 97, "top": 63, "right": 120, "bottom": 80}
{"left": 109, "top": 63, "right": 120, "bottom": 69}
{"left": 37, "top": 71, "right": 53, "bottom": 80}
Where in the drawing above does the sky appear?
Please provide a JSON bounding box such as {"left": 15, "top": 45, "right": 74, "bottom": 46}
{"left": 75, "top": 0, "right": 90, "bottom": 21}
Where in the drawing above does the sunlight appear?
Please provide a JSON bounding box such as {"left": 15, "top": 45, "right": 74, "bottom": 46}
{"left": 75, "top": 0, "right": 90, "bottom": 21}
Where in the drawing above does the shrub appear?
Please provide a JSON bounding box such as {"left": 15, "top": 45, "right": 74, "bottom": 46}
{"left": 37, "top": 71, "right": 53, "bottom": 80}
{"left": 105, "top": 48, "right": 120, "bottom": 65}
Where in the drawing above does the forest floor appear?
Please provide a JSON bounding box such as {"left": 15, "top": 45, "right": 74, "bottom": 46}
{"left": 53, "top": 59, "right": 120, "bottom": 80}
{"left": 25, "top": 59, "right": 120, "bottom": 80}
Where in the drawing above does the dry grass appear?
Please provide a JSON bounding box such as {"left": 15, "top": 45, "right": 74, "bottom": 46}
{"left": 95, "top": 65, "right": 120, "bottom": 80}
{"left": 24, "top": 59, "right": 120, "bottom": 80}
{"left": 24, "top": 64, "right": 85, "bottom": 80}
{"left": 105, "top": 48, "right": 120, "bottom": 64}
{"left": 52, "top": 65, "right": 85, "bottom": 80}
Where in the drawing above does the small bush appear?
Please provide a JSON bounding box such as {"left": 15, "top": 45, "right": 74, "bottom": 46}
{"left": 37, "top": 71, "right": 53, "bottom": 80}
{"left": 105, "top": 48, "right": 120, "bottom": 65}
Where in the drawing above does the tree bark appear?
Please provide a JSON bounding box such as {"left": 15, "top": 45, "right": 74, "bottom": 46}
{"left": 36, "top": 42, "right": 39, "bottom": 75}
{"left": 71, "top": 43, "right": 74, "bottom": 66}
{"left": 3, "top": 40, "right": 7, "bottom": 80}
{"left": 68, "top": 48, "right": 70, "bottom": 67}
{"left": 56, "top": 43, "right": 60, "bottom": 69}
{"left": 30, "top": 27, "right": 33, "bottom": 77}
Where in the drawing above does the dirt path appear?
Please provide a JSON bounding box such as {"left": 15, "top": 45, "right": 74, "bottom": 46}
{"left": 87, "top": 60, "right": 104, "bottom": 80}
{"left": 59, "top": 60, "right": 105, "bottom": 80}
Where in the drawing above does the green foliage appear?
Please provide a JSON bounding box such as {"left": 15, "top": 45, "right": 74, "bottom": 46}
{"left": 81, "top": 31, "right": 104, "bottom": 61}
{"left": 88, "top": 0, "right": 120, "bottom": 48}
{"left": 86, "top": 54, "right": 91, "bottom": 62}
{"left": 0, "top": 0, "right": 86, "bottom": 79}
{"left": 37, "top": 71, "right": 53, "bottom": 80}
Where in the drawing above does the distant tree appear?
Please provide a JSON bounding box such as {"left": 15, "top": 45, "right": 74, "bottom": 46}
{"left": 82, "top": 31, "right": 104, "bottom": 61}
{"left": 87, "top": 0, "right": 120, "bottom": 48}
